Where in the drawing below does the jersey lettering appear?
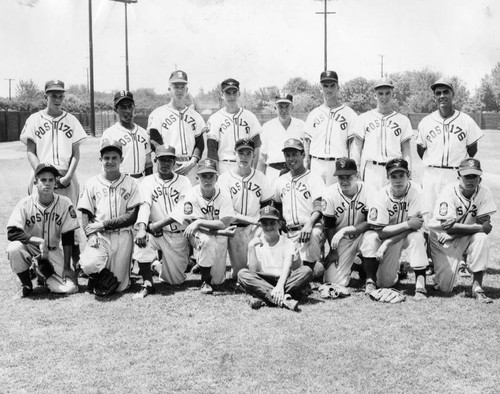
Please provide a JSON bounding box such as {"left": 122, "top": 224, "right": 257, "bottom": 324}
{"left": 200, "top": 206, "right": 220, "bottom": 216}
{"left": 388, "top": 201, "right": 408, "bottom": 217}
{"left": 25, "top": 211, "right": 63, "bottom": 228}
{"left": 230, "top": 181, "right": 262, "bottom": 198}
{"left": 161, "top": 114, "right": 178, "bottom": 130}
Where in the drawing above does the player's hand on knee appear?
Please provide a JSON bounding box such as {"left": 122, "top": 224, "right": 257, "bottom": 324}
{"left": 481, "top": 220, "right": 493, "bottom": 234}
{"left": 221, "top": 225, "right": 237, "bottom": 237}
{"left": 299, "top": 224, "right": 313, "bottom": 243}
{"left": 184, "top": 221, "right": 199, "bottom": 238}
{"left": 271, "top": 285, "right": 285, "bottom": 306}
{"left": 85, "top": 222, "right": 104, "bottom": 235}
{"left": 437, "top": 232, "right": 454, "bottom": 244}
{"left": 331, "top": 230, "right": 345, "bottom": 250}
{"left": 407, "top": 212, "right": 424, "bottom": 230}
{"left": 441, "top": 218, "right": 456, "bottom": 231}
{"left": 135, "top": 229, "right": 148, "bottom": 248}
{"left": 375, "top": 245, "right": 387, "bottom": 261}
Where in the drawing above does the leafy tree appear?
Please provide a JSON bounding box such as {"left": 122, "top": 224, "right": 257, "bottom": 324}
{"left": 476, "top": 76, "right": 498, "bottom": 111}
{"left": 16, "top": 79, "right": 42, "bottom": 102}
{"left": 283, "top": 77, "right": 313, "bottom": 95}
{"left": 340, "top": 77, "right": 373, "bottom": 113}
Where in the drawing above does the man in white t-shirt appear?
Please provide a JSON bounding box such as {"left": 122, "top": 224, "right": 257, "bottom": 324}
{"left": 238, "top": 206, "right": 312, "bottom": 311}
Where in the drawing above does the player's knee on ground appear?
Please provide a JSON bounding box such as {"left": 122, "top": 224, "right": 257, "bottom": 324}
{"left": 6, "top": 241, "right": 31, "bottom": 273}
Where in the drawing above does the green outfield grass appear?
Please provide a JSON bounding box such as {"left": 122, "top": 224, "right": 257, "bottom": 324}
{"left": 0, "top": 132, "right": 499, "bottom": 393}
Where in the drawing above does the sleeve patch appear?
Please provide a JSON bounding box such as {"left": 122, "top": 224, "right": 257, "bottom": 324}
{"left": 321, "top": 200, "right": 328, "bottom": 212}
{"left": 369, "top": 207, "right": 378, "bottom": 221}
{"left": 69, "top": 205, "right": 77, "bottom": 219}
{"left": 184, "top": 202, "right": 193, "bottom": 215}
{"left": 439, "top": 202, "right": 448, "bottom": 217}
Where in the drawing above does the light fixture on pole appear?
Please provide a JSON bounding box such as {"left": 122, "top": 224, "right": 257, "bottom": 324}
{"left": 110, "top": 0, "right": 137, "bottom": 91}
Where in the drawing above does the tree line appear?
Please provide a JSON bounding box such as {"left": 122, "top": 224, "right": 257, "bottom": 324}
{"left": 3, "top": 63, "right": 500, "bottom": 115}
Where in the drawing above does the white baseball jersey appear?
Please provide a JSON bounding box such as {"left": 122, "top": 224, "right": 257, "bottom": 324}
{"left": 20, "top": 110, "right": 87, "bottom": 172}
{"left": 305, "top": 104, "right": 358, "bottom": 158}
{"left": 218, "top": 168, "right": 274, "bottom": 221}
{"left": 322, "top": 181, "right": 375, "bottom": 235}
{"left": 147, "top": 104, "right": 206, "bottom": 158}
{"left": 416, "top": 110, "right": 483, "bottom": 167}
{"left": 275, "top": 170, "right": 325, "bottom": 227}
{"left": 207, "top": 108, "right": 261, "bottom": 161}
{"left": 431, "top": 182, "right": 496, "bottom": 225}
{"left": 78, "top": 174, "right": 142, "bottom": 227}
{"left": 261, "top": 117, "right": 305, "bottom": 164}
{"left": 8, "top": 194, "right": 79, "bottom": 250}
{"left": 171, "top": 185, "right": 236, "bottom": 225}
{"left": 368, "top": 182, "right": 425, "bottom": 227}
{"left": 136, "top": 173, "right": 192, "bottom": 232}
{"left": 101, "top": 122, "right": 151, "bottom": 175}
{"left": 353, "top": 110, "right": 413, "bottom": 162}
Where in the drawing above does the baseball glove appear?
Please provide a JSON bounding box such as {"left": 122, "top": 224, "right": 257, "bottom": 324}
{"left": 33, "top": 256, "right": 55, "bottom": 281}
{"left": 318, "top": 283, "right": 350, "bottom": 299}
{"left": 369, "top": 288, "right": 406, "bottom": 304}
{"left": 93, "top": 268, "right": 120, "bottom": 297}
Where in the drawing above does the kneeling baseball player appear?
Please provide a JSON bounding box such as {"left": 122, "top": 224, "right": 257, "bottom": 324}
{"left": 78, "top": 139, "right": 142, "bottom": 297}
{"left": 7, "top": 163, "right": 80, "bottom": 298}
{"left": 133, "top": 145, "right": 193, "bottom": 298}
{"left": 322, "top": 158, "right": 375, "bottom": 289}
{"left": 363, "top": 158, "right": 429, "bottom": 302}
{"left": 428, "top": 158, "right": 496, "bottom": 303}
{"left": 238, "top": 206, "right": 312, "bottom": 311}
{"left": 171, "top": 159, "right": 236, "bottom": 294}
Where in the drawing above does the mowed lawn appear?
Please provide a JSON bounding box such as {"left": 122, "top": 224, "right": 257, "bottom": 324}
{"left": 0, "top": 132, "right": 500, "bottom": 394}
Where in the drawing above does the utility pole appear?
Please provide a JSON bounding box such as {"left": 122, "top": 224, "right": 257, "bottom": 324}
{"left": 379, "top": 54, "right": 384, "bottom": 78}
{"left": 110, "top": 0, "right": 137, "bottom": 91}
{"left": 315, "top": 0, "right": 336, "bottom": 71}
{"left": 88, "top": 0, "right": 96, "bottom": 136}
{"left": 4, "top": 78, "right": 14, "bottom": 100}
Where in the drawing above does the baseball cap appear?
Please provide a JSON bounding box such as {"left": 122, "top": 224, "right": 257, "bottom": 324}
{"left": 259, "top": 206, "right": 280, "bottom": 221}
{"left": 114, "top": 90, "right": 134, "bottom": 107}
{"left": 275, "top": 93, "right": 293, "bottom": 105}
{"left": 320, "top": 70, "right": 338, "bottom": 83}
{"left": 235, "top": 138, "right": 255, "bottom": 152}
{"left": 45, "top": 80, "right": 65, "bottom": 93}
{"left": 334, "top": 158, "right": 358, "bottom": 176}
{"left": 169, "top": 70, "right": 188, "bottom": 84}
{"left": 197, "top": 158, "right": 218, "bottom": 174}
{"left": 221, "top": 78, "right": 240, "bottom": 92}
{"left": 100, "top": 138, "right": 123, "bottom": 155}
{"left": 155, "top": 145, "right": 176, "bottom": 159}
{"left": 458, "top": 158, "right": 482, "bottom": 176}
{"left": 431, "top": 77, "right": 454, "bottom": 92}
{"left": 35, "top": 162, "right": 61, "bottom": 178}
{"left": 282, "top": 138, "right": 304, "bottom": 152}
{"left": 374, "top": 78, "right": 394, "bottom": 90}
{"left": 386, "top": 158, "right": 409, "bottom": 175}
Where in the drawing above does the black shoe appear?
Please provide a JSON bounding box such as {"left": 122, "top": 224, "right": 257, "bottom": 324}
{"left": 12, "top": 285, "right": 33, "bottom": 300}
{"left": 249, "top": 298, "right": 267, "bottom": 310}
{"left": 132, "top": 285, "right": 156, "bottom": 300}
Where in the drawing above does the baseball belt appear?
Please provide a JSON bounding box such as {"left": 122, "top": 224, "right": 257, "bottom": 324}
{"left": 429, "top": 165, "right": 459, "bottom": 170}
{"left": 311, "top": 155, "right": 337, "bottom": 162}
{"left": 370, "top": 160, "right": 387, "bottom": 166}
{"left": 129, "top": 172, "right": 144, "bottom": 179}
{"left": 268, "top": 162, "right": 287, "bottom": 171}
{"left": 222, "top": 159, "right": 236, "bottom": 163}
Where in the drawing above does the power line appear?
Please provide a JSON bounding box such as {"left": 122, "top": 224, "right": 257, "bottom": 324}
{"left": 315, "top": 0, "right": 336, "bottom": 71}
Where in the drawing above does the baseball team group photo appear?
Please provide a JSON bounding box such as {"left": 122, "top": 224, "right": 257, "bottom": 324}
{"left": 2, "top": 0, "right": 500, "bottom": 393}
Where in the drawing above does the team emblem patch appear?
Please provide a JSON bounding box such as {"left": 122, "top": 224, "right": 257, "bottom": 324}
{"left": 184, "top": 202, "right": 193, "bottom": 215}
{"left": 321, "top": 200, "right": 327, "bottom": 212}
{"left": 339, "top": 159, "right": 346, "bottom": 168}
{"left": 467, "top": 159, "right": 475, "bottom": 167}
{"left": 369, "top": 208, "right": 378, "bottom": 221}
{"left": 69, "top": 206, "right": 77, "bottom": 219}
{"left": 439, "top": 202, "right": 448, "bottom": 217}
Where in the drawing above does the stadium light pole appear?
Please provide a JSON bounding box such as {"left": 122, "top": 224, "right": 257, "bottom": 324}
{"left": 110, "top": 0, "right": 138, "bottom": 91}
{"left": 88, "top": 0, "right": 96, "bottom": 136}
{"left": 315, "top": 0, "right": 336, "bottom": 71}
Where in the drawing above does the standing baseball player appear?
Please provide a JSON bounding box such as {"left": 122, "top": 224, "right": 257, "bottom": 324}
{"left": 78, "top": 139, "right": 142, "bottom": 296}
{"left": 147, "top": 70, "right": 206, "bottom": 184}
{"left": 101, "top": 91, "right": 152, "bottom": 179}
{"left": 304, "top": 71, "right": 359, "bottom": 186}
{"left": 133, "top": 145, "right": 193, "bottom": 298}
{"left": 428, "top": 158, "right": 496, "bottom": 303}
{"left": 275, "top": 138, "right": 325, "bottom": 276}
{"left": 20, "top": 79, "right": 87, "bottom": 263}
{"left": 351, "top": 78, "right": 413, "bottom": 190}
{"left": 363, "top": 158, "right": 428, "bottom": 301}
{"left": 7, "top": 163, "right": 79, "bottom": 298}
{"left": 170, "top": 158, "right": 236, "bottom": 294}
{"left": 258, "top": 93, "right": 305, "bottom": 184}
{"left": 218, "top": 138, "right": 274, "bottom": 279}
{"left": 207, "top": 78, "right": 262, "bottom": 174}
{"left": 322, "top": 158, "right": 375, "bottom": 287}
{"left": 416, "top": 77, "right": 483, "bottom": 220}
{"left": 238, "top": 206, "right": 312, "bottom": 311}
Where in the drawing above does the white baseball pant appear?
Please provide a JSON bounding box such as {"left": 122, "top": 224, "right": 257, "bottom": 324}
{"left": 287, "top": 224, "right": 324, "bottom": 263}
{"left": 310, "top": 158, "right": 337, "bottom": 186}
{"left": 190, "top": 232, "right": 228, "bottom": 285}
{"left": 228, "top": 225, "right": 258, "bottom": 279}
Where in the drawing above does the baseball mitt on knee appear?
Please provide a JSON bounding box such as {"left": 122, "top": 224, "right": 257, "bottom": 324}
{"left": 369, "top": 288, "right": 406, "bottom": 304}
{"left": 33, "top": 256, "right": 55, "bottom": 281}
{"left": 93, "top": 268, "right": 120, "bottom": 297}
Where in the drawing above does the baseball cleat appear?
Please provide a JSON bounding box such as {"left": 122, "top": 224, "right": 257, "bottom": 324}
{"left": 282, "top": 294, "right": 299, "bottom": 312}
{"left": 364, "top": 281, "right": 377, "bottom": 295}
{"left": 12, "top": 285, "right": 33, "bottom": 300}
{"left": 200, "top": 281, "right": 213, "bottom": 295}
{"left": 472, "top": 288, "right": 492, "bottom": 304}
{"left": 132, "top": 285, "right": 155, "bottom": 300}
{"left": 249, "top": 298, "right": 267, "bottom": 310}
{"left": 414, "top": 288, "right": 428, "bottom": 301}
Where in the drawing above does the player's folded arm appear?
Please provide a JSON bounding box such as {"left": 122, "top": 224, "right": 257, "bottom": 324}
{"left": 102, "top": 205, "right": 140, "bottom": 231}
{"left": 375, "top": 222, "right": 412, "bottom": 240}
{"left": 7, "top": 226, "right": 32, "bottom": 243}
{"left": 192, "top": 135, "right": 205, "bottom": 161}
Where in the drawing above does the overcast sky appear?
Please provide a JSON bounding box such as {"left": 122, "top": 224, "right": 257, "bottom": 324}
{"left": 1, "top": 0, "right": 499, "bottom": 97}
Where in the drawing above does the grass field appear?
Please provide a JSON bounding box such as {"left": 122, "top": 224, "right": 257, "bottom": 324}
{"left": 1, "top": 133, "right": 500, "bottom": 393}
